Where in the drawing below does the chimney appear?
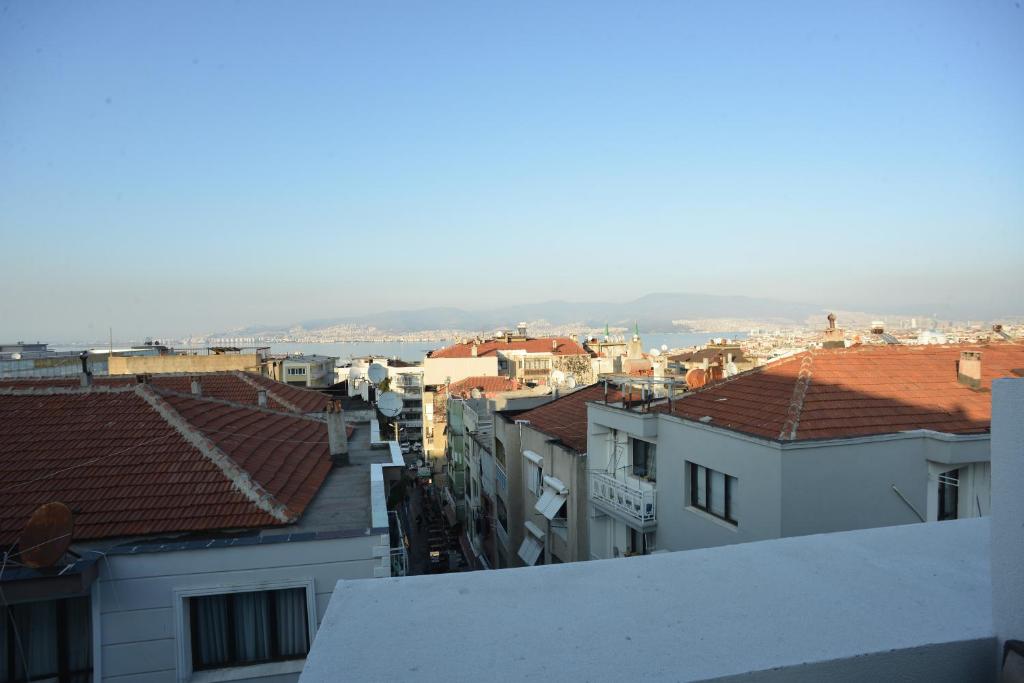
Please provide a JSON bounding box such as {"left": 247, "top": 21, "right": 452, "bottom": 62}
{"left": 190, "top": 375, "right": 202, "bottom": 397}
{"left": 325, "top": 399, "right": 349, "bottom": 465}
{"left": 471, "top": 344, "right": 478, "bottom": 358}
{"left": 957, "top": 351, "right": 982, "bottom": 389}
{"left": 552, "top": 339, "right": 558, "bottom": 351}
{"left": 257, "top": 389, "right": 268, "bottom": 407}
{"left": 517, "top": 322, "right": 528, "bottom": 337}
{"left": 135, "top": 373, "right": 151, "bottom": 384}
{"left": 79, "top": 351, "right": 92, "bottom": 388}
{"left": 823, "top": 312, "right": 845, "bottom": 349}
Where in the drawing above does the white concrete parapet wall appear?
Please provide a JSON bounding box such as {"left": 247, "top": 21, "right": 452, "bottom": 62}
{"left": 992, "top": 377, "right": 1024, "bottom": 651}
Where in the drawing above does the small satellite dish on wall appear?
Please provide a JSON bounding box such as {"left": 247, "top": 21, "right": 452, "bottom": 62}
{"left": 377, "top": 391, "right": 404, "bottom": 418}
{"left": 686, "top": 368, "right": 707, "bottom": 390}
{"left": 348, "top": 366, "right": 365, "bottom": 382}
{"left": 550, "top": 369, "right": 566, "bottom": 385}
{"left": 470, "top": 388, "right": 482, "bottom": 399}
{"left": 565, "top": 377, "right": 577, "bottom": 390}
{"left": 19, "top": 502, "right": 74, "bottom": 568}
{"left": 367, "top": 363, "right": 388, "bottom": 385}
{"left": 661, "top": 344, "right": 668, "bottom": 352}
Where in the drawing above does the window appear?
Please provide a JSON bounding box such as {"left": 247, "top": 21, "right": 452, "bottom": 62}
{"left": 286, "top": 367, "right": 306, "bottom": 376}
{"left": 627, "top": 528, "right": 655, "bottom": 555}
{"left": 2, "top": 596, "right": 92, "bottom": 683}
{"left": 631, "top": 439, "right": 656, "bottom": 481}
{"left": 689, "top": 462, "right": 738, "bottom": 525}
{"left": 524, "top": 452, "right": 543, "bottom": 498}
{"left": 495, "top": 439, "right": 506, "bottom": 467}
{"left": 189, "top": 588, "right": 309, "bottom": 672}
{"left": 938, "top": 468, "right": 959, "bottom": 521}
{"left": 496, "top": 495, "right": 508, "bottom": 533}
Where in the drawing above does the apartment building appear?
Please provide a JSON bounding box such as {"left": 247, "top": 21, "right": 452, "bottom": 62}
{"left": 0, "top": 373, "right": 407, "bottom": 683}
{"left": 496, "top": 384, "right": 606, "bottom": 567}
{"left": 281, "top": 354, "right": 336, "bottom": 388}
{"left": 587, "top": 342, "right": 1024, "bottom": 560}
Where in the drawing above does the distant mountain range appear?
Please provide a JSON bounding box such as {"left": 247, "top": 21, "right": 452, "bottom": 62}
{"left": 218, "top": 290, "right": 1024, "bottom": 339}
{"left": 232, "top": 292, "right": 831, "bottom": 336}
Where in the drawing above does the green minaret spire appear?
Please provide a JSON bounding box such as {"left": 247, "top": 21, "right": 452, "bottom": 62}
{"left": 605, "top": 322, "right": 610, "bottom": 339}
{"left": 634, "top": 320, "right": 640, "bottom": 339}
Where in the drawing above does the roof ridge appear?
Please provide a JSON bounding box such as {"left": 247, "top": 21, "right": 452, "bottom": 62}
{"left": 153, "top": 386, "right": 326, "bottom": 423}
{"left": 0, "top": 384, "right": 137, "bottom": 396}
{"left": 134, "top": 384, "right": 294, "bottom": 523}
{"left": 235, "top": 371, "right": 304, "bottom": 413}
{"left": 778, "top": 355, "right": 814, "bottom": 441}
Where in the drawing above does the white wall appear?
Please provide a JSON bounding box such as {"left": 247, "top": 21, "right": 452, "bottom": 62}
{"left": 94, "top": 534, "right": 382, "bottom": 683}
{"left": 422, "top": 357, "right": 497, "bottom": 386}
{"left": 992, "top": 378, "right": 1024, "bottom": 651}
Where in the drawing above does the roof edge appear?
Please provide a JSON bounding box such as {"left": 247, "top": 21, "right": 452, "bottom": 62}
{"left": 134, "top": 384, "right": 294, "bottom": 523}
{"left": 235, "top": 371, "right": 306, "bottom": 413}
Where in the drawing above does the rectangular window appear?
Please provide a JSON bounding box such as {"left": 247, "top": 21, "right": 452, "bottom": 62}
{"left": 689, "top": 462, "right": 738, "bottom": 525}
{"left": 2, "top": 596, "right": 91, "bottom": 683}
{"left": 189, "top": 588, "right": 309, "bottom": 672}
{"left": 631, "top": 439, "right": 656, "bottom": 482}
{"left": 496, "top": 495, "right": 508, "bottom": 533}
{"left": 526, "top": 461, "right": 543, "bottom": 498}
{"left": 938, "top": 468, "right": 959, "bottom": 521}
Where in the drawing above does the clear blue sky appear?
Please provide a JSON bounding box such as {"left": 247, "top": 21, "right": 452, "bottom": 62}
{"left": 1, "top": 1, "right": 1021, "bottom": 341}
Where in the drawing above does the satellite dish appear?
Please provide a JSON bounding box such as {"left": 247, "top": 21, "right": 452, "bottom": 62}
{"left": 470, "top": 388, "right": 482, "bottom": 399}
{"left": 348, "top": 366, "right": 365, "bottom": 382}
{"left": 685, "top": 368, "right": 707, "bottom": 390}
{"left": 550, "top": 369, "right": 566, "bottom": 385}
{"left": 661, "top": 344, "right": 668, "bottom": 351}
{"left": 565, "top": 377, "right": 577, "bottom": 389}
{"left": 649, "top": 348, "right": 661, "bottom": 357}
{"left": 20, "top": 502, "right": 73, "bottom": 568}
{"left": 377, "top": 391, "right": 403, "bottom": 418}
{"left": 367, "top": 363, "right": 388, "bottom": 385}
{"left": 11, "top": 352, "right": 21, "bottom": 360}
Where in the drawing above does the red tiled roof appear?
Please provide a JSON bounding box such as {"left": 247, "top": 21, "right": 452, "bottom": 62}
{"left": 0, "top": 384, "right": 333, "bottom": 545}
{"left": 516, "top": 384, "right": 622, "bottom": 453}
{"left": 428, "top": 337, "right": 587, "bottom": 359}
{"left": 440, "top": 376, "right": 522, "bottom": 397}
{"left": 655, "top": 343, "right": 1024, "bottom": 441}
{"left": 0, "top": 371, "right": 329, "bottom": 414}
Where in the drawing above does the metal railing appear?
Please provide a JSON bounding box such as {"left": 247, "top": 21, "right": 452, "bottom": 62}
{"left": 388, "top": 510, "right": 408, "bottom": 577}
{"left": 590, "top": 471, "right": 657, "bottom": 523}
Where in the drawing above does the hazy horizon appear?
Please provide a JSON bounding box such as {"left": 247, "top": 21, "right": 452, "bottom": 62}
{"left": 2, "top": 2, "right": 1022, "bottom": 340}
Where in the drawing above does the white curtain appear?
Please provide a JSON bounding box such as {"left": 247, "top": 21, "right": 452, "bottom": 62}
{"left": 696, "top": 466, "right": 707, "bottom": 507}
{"left": 232, "top": 592, "right": 271, "bottom": 663}
{"left": 194, "top": 595, "right": 230, "bottom": 667}
{"left": 710, "top": 470, "right": 726, "bottom": 517}
{"left": 274, "top": 589, "right": 309, "bottom": 657}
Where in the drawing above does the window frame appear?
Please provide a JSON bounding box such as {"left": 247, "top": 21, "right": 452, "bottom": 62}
{"left": 173, "top": 578, "right": 316, "bottom": 682}
{"left": 688, "top": 462, "right": 738, "bottom": 526}
{"left": 631, "top": 438, "right": 656, "bottom": 481}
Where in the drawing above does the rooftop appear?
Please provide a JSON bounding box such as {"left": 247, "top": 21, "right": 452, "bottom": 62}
{"left": 428, "top": 336, "right": 587, "bottom": 359}
{"left": 656, "top": 343, "right": 1024, "bottom": 441}
{"left": 516, "top": 383, "right": 619, "bottom": 453}
{"left": 440, "top": 375, "right": 522, "bottom": 397}
{"left": 302, "top": 519, "right": 992, "bottom": 682}
{"left": 0, "top": 382, "right": 365, "bottom": 546}
{"left": 0, "top": 370, "right": 331, "bottom": 414}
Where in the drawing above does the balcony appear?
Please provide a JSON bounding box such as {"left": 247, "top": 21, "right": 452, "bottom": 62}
{"left": 590, "top": 471, "right": 656, "bottom": 528}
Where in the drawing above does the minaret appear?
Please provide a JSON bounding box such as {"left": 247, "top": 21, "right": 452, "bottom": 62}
{"left": 627, "top": 321, "right": 644, "bottom": 359}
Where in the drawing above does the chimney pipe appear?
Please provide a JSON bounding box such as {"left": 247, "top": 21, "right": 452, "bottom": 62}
{"left": 552, "top": 339, "right": 558, "bottom": 351}
{"left": 471, "top": 344, "right": 478, "bottom": 358}
{"left": 79, "top": 351, "right": 92, "bottom": 388}
{"left": 957, "top": 351, "right": 982, "bottom": 389}
{"left": 326, "top": 399, "right": 349, "bottom": 465}
{"left": 257, "top": 389, "right": 268, "bottom": 407}
{"left": 190, "top": 376, "right": 202, "bottom": 397}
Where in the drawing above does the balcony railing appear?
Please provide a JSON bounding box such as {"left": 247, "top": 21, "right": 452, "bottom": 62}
{"left": 590, "top": 472, "right": 656, "bottom": 524}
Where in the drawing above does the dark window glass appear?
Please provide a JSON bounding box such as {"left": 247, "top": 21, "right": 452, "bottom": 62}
{"left": 938, "top": 468, "right": 960, "bottom": 521}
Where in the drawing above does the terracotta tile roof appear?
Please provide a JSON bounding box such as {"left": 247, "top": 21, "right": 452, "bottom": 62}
{"left": 655, "top": 343, "right": 1024, "bottom": 441}
{"left": 440, "top": 376, "right": 522, "bottom": 398}
{"left": 0, "top": 371, "right": 329, "bottom": 414}
{"left": 428, "top": 337, "right": 587, "bottom": 359}
{"left": 516, "top": 384, "right": 621, "bottom": 453}
{"left": 0, "top": 384, "right": 333, "bottom": 546}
